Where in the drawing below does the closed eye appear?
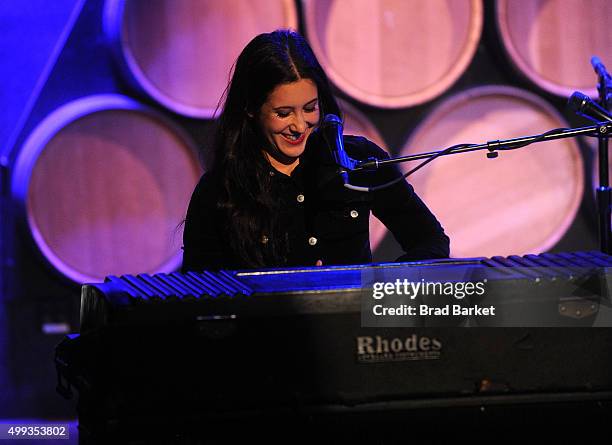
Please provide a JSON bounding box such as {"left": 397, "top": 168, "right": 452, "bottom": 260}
{"left": 273, "top": 100, "right": 318, "bottom": 118}
{"left": 275, "top": 109, "right": 316, "bottom": 118}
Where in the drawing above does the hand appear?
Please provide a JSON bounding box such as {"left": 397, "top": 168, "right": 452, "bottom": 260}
{"left": 315, "top": 259, "right": 323, "bottom": 266}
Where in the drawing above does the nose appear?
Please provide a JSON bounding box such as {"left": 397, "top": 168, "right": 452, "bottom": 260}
{"left": 290, "top": 112, "right": 307, "bottom": 133}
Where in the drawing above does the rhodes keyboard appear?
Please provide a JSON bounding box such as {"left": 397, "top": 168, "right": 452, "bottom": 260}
{"left": 79, "top": 251, "right": 612, "bottom": 332}
{"left": 57, "top": 251, "right": 612, "bottom": 442}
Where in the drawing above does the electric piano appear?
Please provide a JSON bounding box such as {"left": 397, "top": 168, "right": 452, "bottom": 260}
{"left": 56, "top": 252, "right": 612, "bottom": 442}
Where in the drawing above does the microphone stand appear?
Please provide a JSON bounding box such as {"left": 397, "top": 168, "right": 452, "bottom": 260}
{"left": 593, "top": 58, "right": 612, "bottom": 254}
{"left": 350, "top": 123, "right": 612, "bottom": 253}
{"left": 346, "top": 60, "right": 612, "bottom": 254}
{"left": 356, "top": 123, "right": 611, "bottom": 170}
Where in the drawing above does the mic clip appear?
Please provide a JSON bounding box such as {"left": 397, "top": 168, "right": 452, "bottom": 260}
{"left": 355, "top": 156, "right": 380, "bottom": 170}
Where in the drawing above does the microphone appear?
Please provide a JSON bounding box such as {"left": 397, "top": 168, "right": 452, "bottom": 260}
{"left": 591, "top": 56, "right": 611, "bottom": 81}
{"left": 591, "top": 56, "right": 612, "bottom": 106}
{"left": 319, "top": 114, "right": 358, "bottom": 170}
{"left": 568, "top": 91, "right": 612, "bottom": 123}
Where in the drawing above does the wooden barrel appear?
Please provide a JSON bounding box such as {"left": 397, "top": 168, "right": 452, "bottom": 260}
{"left": 303, "top": 0, "right": 483, "bottom": 108}
{"left": 11, "top": 95, "right": 202, "bottom": 283}
{"left": 400, "top": 86, "right": 584, "bottom": 258}
{"left": 495, "top": 0, "right": 612, "bottom": 98}
{"left": 338, "top": 99, "right": 389, "bottom": 251}
{"left": 104, "top": 0, "right": 298, "bottom": 118}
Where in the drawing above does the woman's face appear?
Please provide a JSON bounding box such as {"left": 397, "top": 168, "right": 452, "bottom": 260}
{"left": 258, "top": 78, "right": 320, "bottom": 169}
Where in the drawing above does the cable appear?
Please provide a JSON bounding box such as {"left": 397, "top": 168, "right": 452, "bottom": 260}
{"left": 344, "top": 142, "right": 475, "bottom": 192}
{"left": 343, "top": 126, "right": 573, "bottom": 192}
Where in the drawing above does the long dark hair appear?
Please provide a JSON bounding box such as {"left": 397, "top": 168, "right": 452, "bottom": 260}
{"left": 211, "top": 29, "right": 341, "bottom": 267}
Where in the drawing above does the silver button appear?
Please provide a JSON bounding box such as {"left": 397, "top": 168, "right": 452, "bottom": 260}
{"left": 308, "top": 236, "right": 318, "bottom": 246}
{"left": 350, "top": 209, "right": 359, "bottom": 218}
{"left": 297, "top": 194, "right": 305, "bottom": 203}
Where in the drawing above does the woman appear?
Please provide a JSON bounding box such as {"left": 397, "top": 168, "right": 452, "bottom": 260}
{"left": 182, "top": 30, "right": 449, "bottom": 271}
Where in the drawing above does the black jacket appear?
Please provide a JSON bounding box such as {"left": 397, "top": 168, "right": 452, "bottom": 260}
{"left": 182, "top": 135, "right": 449, "bottom": 271}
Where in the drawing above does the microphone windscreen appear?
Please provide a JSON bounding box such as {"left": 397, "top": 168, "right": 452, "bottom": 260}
{"left": 591, "top": 56, "right": 606, "bottom": 76}
{"left": 567, "top": 91, "right": 589, "bottom": 113}
{"left": 568, "top": 91, "right": 612, "bottom": 122}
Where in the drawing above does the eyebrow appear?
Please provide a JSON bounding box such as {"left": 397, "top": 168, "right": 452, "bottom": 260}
{"left": 273, "top": 98, "right": 318, "bottom": 111}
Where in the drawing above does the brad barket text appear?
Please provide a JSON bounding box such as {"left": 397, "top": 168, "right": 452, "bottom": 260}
{"left": 373, "top": 304, "right": 496, "bottom": 317}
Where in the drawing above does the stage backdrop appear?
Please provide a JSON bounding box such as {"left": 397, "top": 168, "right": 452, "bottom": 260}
{"left": 0, "top": 0, "right": 610, "bottom": 418}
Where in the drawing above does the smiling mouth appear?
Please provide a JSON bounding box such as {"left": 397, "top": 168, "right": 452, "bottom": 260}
{"left": 281, "top": 132, "right": 306, "bottom": 145}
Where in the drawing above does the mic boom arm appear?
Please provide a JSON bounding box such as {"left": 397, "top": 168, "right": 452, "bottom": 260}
{"left": 354, "top": 123, "right": 611, "bottom": 171}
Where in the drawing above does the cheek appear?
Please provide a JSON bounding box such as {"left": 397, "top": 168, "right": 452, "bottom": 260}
{"left": 310, "top": 110, "right": 321, "bottom": 125}
{"left": 260, "top": 116, "right": 285, "bottom": 135}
